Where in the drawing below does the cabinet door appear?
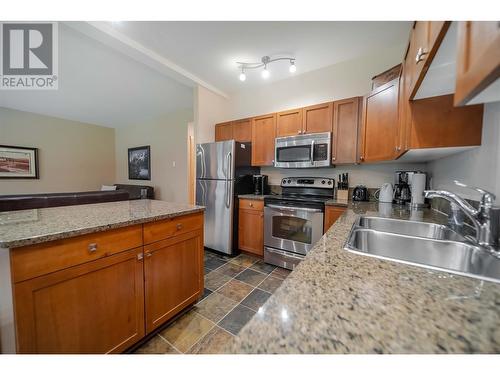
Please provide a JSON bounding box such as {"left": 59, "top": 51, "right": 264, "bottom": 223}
{"left": 14, "top": 247, "right": 145, "bottom": 354}
{"left": 276, "top": 108, "right": 303, "bottom": 137}
{"left": 215, "top": 122, "right": 233, "bottom": 141}
{"left": 303, "top": 102, "right": 333, "bottom": 134}
{"left": 251, "top": 114, "right": 277, "bottom": 166}
{"left": 144, "top": 230, "right": 203, "bottom": 333}
{"left": 233, "top": 119, "right": 252, "bottom": 142}
{"left": 360, "top": 79, "right": 399, "bottom": 162}
{"left": 324, "top": 206, "right": 346, "bottom": 233}
{"left": 238, "top": 208, "right": 264, "bottom": 256}
{"left": 332, "top": 98, "right": 360, "bottom": 164}
{"left": 455, "top": 21, "right": 500, "bottom": 106}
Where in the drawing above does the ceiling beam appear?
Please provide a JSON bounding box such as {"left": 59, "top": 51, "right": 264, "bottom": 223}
{"left": 65, "top": 21, "right": 228, "bottom": 99}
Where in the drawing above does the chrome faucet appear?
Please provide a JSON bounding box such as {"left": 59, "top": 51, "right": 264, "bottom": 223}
{"left": 424, "top": 181, "right": 499, "bottom": 251}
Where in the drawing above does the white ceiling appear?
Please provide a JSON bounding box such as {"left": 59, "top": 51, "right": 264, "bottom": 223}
{"left": 0, "top": 23, "right": 193, "bottom": 129}
{"left": 106, "top": 21, "right": 412, "bottom": 94}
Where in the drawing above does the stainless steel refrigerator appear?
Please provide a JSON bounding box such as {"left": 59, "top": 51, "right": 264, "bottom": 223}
{"left": 196, "top": 140, "right": 257, "bottom": 255}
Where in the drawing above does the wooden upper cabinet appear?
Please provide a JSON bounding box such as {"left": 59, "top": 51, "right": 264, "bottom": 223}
{"left": 332, "top": 97, "right": 361, "bottom": 164}
{"left": 144, "top": 229, "right": 203, "bottom": 333}
{"left": 276, "top": 108, "right": 303, "bottom": 137}
{"left": 360, "top": 79, "right": 399, "bottom": 162}
{"left": 408, "top": 21, "right": 450, "bottom": 99}
{"left": 303, "top": 102, "right": 333, "bottom": 134}
{"left": 251, "top": 114, "right": 277, "bottom": 166}
{"left": 454, "top": 21, "right": 500, "bottom": 106}
{"left": 14, "top": 247, "right": 145, "bottom": 353}
{"left": 408, "top": 94, "right": 483, "bottom": 149}
{"left": 233, "top": 118, "right": 252, "bottom": 142}
{"left": 215, "top": 121, "right": 233, "bottom": 142}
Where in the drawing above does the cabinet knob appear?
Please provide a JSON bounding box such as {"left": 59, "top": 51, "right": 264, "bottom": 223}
{"left": 137, "top": 253, "right": 144, "bottom": 261}
{"left": 88, "top": 243, "right": 97, "bottom": 253}
{"left": 360, "top": 156, "right": 365, "bottom": 161}
{"left": 176, "top": 223, "right": 183, "bottom": 230}
{"left": 249, "top": 202, "right": 253, "bottom": 207}
{"left": 297, "top": 130, "right": 301, "bottom": 134}
{"left": 332, "top": 157, "right": 336, "bottom": 161}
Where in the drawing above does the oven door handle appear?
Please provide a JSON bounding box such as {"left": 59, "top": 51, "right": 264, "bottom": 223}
{"left": 266, "top": 204, "right": 323, "bottom": 213}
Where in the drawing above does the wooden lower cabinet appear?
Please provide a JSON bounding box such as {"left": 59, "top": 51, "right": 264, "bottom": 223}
{"left": 144, "top": 230, "right": 204, "bottom": 333}
{"left": 324, "top": 206, "right": 346, "bottom": 233}
{"left": 238, "top": 200, "right": 264, "bottom": 256}
{"left": 10, "top": 212, "right": 204, "bottom": 354}
{"left": 14, "top": 247, "right": 145, "bottom": 354}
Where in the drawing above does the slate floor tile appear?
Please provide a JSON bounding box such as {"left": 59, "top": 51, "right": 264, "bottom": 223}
{"left": 235, "top": 268, "right": 268, "bottom": 287}
{"left": 250, "top": 260, "right": 276, "bottom": 274}
{"left": 187, "top": 326, "right": 233, "bottom": 354}
{"left": 133, "top": 335, "right": 179, "bottom": 354}
{"left": 216, "top": 262, "right": 246, "bottom": 278}
{"left": 217, "top": 279, "right": 254, "bottom": 303}
{"left": 194, "top": 292, "right": 237, "bottom": 323}
{"left": 240, "top": 288, "right": 271, "bottom": 311}
{"left": 204, "top": 271, "right": 231, "bottom": 291}
{"left": 218, "top": 304, "right": 256, "bottom": 335}
{"left": 258, "top": 276, "right": 284, "bottom": 293}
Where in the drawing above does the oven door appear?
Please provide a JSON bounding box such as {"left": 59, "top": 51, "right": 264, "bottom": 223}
{"left": 264, "top": 204, "right": 324, "bottom": 255}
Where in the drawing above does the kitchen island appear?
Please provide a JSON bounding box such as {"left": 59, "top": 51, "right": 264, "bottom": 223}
{"left": 0, "top": 199, "right": 205, "bottom": 354}
{"left": 229, "top": 201, "right": 500, "bottom": 353}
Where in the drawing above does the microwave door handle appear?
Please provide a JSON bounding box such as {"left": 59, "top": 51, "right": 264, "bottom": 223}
{"left": 310, "top": 140, "right": 315, "bottom": 165}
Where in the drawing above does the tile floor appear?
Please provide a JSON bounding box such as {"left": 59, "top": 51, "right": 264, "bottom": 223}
{"left": 134, "top": 250, "right": 290, "bottom": 354}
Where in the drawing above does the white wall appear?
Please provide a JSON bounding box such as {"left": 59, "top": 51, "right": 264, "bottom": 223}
{"left": 194, "top": 85, "right": 230, "bottom": 144}
{"left": 427, "top": 102, "right": 500, "bottom": 200}
{"left": 226, "top": 44, "right": 405, "bottom": 119}
{"left": 262, "top": 162, "right": 426, "bottom": 188}
{"left": 114, "top": 109, "right": 193, "bottom": 202}
{"left": 0, "top": 107, "right": 116, "bottom": 195}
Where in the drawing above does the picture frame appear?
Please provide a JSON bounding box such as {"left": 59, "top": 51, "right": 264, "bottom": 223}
{"left": 128, "top": 145, "right": 151, "bottom": 180}
{"left": 0, "top": 145, "right": 39, "bottom": 179}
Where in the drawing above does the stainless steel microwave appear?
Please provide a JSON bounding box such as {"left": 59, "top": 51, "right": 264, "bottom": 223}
{"left": 274, "top": 132, "right": 331, "bottom": 168}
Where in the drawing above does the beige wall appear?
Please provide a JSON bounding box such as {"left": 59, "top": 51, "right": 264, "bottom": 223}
{"left": 114, "top": 109, "right": 193, "bottom": 202}
{"left": 194, "top": 85, "right": 229, "bottom": 144}
{"left": 0, "top": 107, "right": 115, "bottom": 195}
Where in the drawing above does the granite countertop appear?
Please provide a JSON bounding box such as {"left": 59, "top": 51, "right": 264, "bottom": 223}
{"left": 229, "top": 202, "right": 500, "bottom": 353}
{"left": 0, "top": 199, "right": 205, "bottom": 249}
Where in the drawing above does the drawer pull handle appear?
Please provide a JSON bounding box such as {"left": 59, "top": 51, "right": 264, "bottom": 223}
{"left": 137, "top": 253, "right": 144, "bottom": 261}
{"left": 176, "top": 223, "right": 183, "bottom": 230}
{"left": 88, "top": 243, "right": 98, "bottom": 253}
{"left": 249, "top": 202, "right": 254, "bottom": 207}
{"left": 145, "top": 252, "right": 152, "bottom": 258}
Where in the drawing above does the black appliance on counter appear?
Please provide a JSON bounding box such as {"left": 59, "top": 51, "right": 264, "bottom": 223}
{"left": 393, "top": 172, "right": 412, "bottom": 205}
{"left": 264, "top": 177, "right": 335, "bottom": 270}
{"left": 352, "top": 185, "right": 369, "bottom": 201}
{"left": 253, "top": 174, "right": 269, "bottom": 195}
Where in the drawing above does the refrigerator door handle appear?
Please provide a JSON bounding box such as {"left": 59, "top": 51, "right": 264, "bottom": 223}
{"left": 225, "top": 152, "right": 232, "bottom": 208}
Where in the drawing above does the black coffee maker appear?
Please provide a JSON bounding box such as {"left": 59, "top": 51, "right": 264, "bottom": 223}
{"left": 253, "top": 175, "right": 268, "bottom": 195}
{"left": 393, "top": 172, "right": 411, "bottom": 205}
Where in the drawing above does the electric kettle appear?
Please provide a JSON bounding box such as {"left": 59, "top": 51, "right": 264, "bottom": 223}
{"left": 378, "top": 183, "right": 393, "bottom": 203}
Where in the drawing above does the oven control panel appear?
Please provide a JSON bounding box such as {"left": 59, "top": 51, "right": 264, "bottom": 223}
{"left": 281, "top": 177, "right": 335, "bottom": 188}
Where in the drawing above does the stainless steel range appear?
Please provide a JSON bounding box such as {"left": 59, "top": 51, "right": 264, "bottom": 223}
{"left": 264, "top": 177, "right": 335, "bottom": 270}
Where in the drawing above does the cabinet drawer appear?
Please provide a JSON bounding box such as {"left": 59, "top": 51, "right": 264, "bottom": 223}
{"left": 11, "top": 225, "right": 143, "bottom": 283}
{"left": 143, "top": 212, "right": 203, "bottom": 245}
{"left": 239, "top": 199, "right": 263, "bottom": 211}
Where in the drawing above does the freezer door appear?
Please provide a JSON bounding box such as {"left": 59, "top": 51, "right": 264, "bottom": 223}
{"left": 196, "top": 140, "right": 235, "bottom": 180}
{"left": 196, "top": 179, "right": 234, "bottom": 254}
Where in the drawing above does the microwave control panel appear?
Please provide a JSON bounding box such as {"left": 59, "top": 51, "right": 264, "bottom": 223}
{"left": 313, "top": 143, "right": 328, "bottom": 161}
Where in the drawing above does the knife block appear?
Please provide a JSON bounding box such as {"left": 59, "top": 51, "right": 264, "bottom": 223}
{"left": 336, "top": 189, "right": 349, "bottom": 201}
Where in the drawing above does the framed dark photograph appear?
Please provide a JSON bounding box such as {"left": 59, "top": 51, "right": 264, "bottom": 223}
{"left": 0, "top": 145, "right": 39, "bottom": 179}
{"left": 128, "top": 146, "right": 151, "bottom": 180}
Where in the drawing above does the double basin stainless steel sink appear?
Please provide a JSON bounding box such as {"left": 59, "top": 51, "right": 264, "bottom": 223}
{"left": 344, "top": 216, "right": 500, "bottom": 283}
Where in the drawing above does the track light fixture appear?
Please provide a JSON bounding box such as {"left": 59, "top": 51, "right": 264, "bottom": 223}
{"left": 237, "top": 55, "right": 296, "bottom": 82}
